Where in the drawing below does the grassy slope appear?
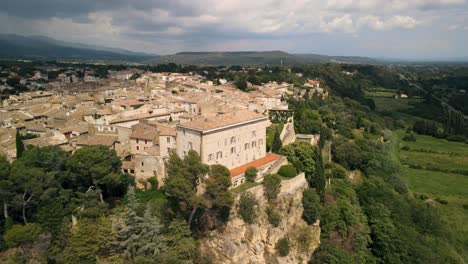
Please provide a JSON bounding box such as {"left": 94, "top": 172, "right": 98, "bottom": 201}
{"left": 396, "top": 132, "right": 468, "bottom": 258}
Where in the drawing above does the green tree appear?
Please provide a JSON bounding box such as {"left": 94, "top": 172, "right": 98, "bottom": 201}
{"left": 205, "top": 165, "right": 234, "bottom": 222}
{"left": 10, "top": 163, "right": 53, "bottom": 224}
{"left": 302, "top": 189, "right": 321, "bottom": 224}
{"left": 279, "top": 143, "right": 318, "bottom": 185}
{"left": 0, "top": 156, "right": 13, "bottom": 223}
{"left": 66, "top": 145, "right": 126, "bottom": 201}
{"left": 162, "top": 218, "right": 197, "bottom": 264}
{"left": 271, "top": 128, "right": 283, "bottom": 153}
{"left": 3, "top": 223, "right": 42, "bottom": 250}
{"left": 244, "top": 167, "right": 258, "bottom": 182}
{"left": 263, "top": 174, "right": 281, "bottom": 201}
{"left": 164, "top": 150, "right": 209, "bottom": 226}
{"left": 238, "top": 193, "right": 257, "bottom": 224}
{"left": 117, "top": 188, "right": 166, "bottom": 263}
{"left": 15, "top": 130, "right": 25, "bottom": 159}
{"left": 295, "top": 108, "right": 322, "bottom": 134}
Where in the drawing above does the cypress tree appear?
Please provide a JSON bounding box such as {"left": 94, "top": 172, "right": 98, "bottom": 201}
{"left": 15, "top": 130, "right": 25, "bottom": 158}
{"left": 272, "top": 129, "right": 283, "bottom": 153}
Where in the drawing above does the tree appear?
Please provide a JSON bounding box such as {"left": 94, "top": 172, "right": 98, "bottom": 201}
{"left": 15, "top": 130, "right": 25, "bottom": 159}
{"left": 164, "top": 150, "right": 209, "bottom": 226}
{"left": 278, "top": 164, "right": 297, "bottom": 178}
{"left": 238, "top": 193, "right": 257, "bottom": 224}
{"left": 279, "top": 143, "right": 318, "bottom": 185}
{"left": 272, "top": 128, "right": 283, "bottom": 153}
{"left": 10, "top": 163, "right": 53, "bottom": 224}
{"left": 295, "top": 108, "right": 322, "bottom": 134}
{"left": 302, "top": 189, "right": 321, "bottom": 224}
{"left": 117, "top": 188, "right": 166, "bottom": 263}
{"left": 0, "top": 156, "right": 13, "bottom": 223}
{"left": 244, "top": 167, "right": 258, "bottom": 182}
{"left": 3, "top": 223, "right": 42, "bottom": 253}
{"left": 162, "top": 218, "right": 197, "bottom": 263}
{"left": 205, "top": 165, "right": 234, "bottom": 222}
{"left": 263, "top": 174, "right": 281, "bottom": 201}
{"left": 66, "top": 145, "right": 126, "bottom": 201}
{"left": 332, "top": 139, "right": 363, "bottom": 170}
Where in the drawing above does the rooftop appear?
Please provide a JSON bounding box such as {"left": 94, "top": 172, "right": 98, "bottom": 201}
{"left": 230, "top": 153, "right": 282, "bottom": 178}
{"left": 178, "top": 109, "right": 266, "bottom": 132}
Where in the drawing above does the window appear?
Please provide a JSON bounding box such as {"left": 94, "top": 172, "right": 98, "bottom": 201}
{"left": 252, "top": 131, "right": 256, "bottom": 137}
{"left": 183, "top": 129, "right": 186, "bottom": 135}
{"left": 167, "top": 137, "right": 170, "bottom": 143}
{"left": 230, "top": 136, "right": 236, "bottom": 144}
{"left": 208, "top": 154, "right": 213, "bottom": 161}
{"left": 216, "top": 151, "right": 222, "bottom": 159}
{"left": 141, "top": 162, "right": 144, "bottom": 166}
{"left": 187, "top": 142, "right": 192, "bottom": 149}
{"left": 245, "top": 143, "right": 249, "bottom": 150}
{"left": 136, "top": 146, "right": 140, "bottom": 151}
{"left": 136, "top": 139, "right": 139, "bottom": 144}
{"left": 145, "top": 140, "right": 148, "bottom": 144}
{"left": 252, "top": 141, "right": 256, "bottom": 148}
{"left": 231, "top": 147, "right": 236, "bottom": 154}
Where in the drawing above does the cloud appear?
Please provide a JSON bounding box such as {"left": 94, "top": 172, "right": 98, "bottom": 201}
{"left": 357, "top": 15, "right": 419, "bottom": 31}
{"left": 0, "top": 0, "right": 467, "bottom": 57}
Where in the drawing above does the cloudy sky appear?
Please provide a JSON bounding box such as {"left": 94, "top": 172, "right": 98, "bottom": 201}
{"left": 1, "top": 0, "right": 467, "bottom": 58}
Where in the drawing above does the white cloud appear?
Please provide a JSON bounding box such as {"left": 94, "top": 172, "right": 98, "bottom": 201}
{"left": 357, "top": 15, "right": 419, "bottom": 31}
{"left": 320, "top": 14, "right": 356, "bottom": 33}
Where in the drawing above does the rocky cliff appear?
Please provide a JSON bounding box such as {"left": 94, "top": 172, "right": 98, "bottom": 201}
{"left": 201, "top": 174, "right": 321, "bottom": 264}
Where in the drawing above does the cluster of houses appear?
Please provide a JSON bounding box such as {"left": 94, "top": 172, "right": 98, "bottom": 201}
{"left": 1, "top": 70, "right": 324, "bottom": 188}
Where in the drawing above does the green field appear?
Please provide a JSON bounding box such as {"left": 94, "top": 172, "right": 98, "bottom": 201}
{"left": 400, "top": 150, "right": 468, "bottom": 173}
{"left": 371, "top": 97, "right": 423, "bottom": 112}
{"left": 399, "top": 132, "right": 468, "bottom": 155}
{"left": 397, "top": 132, "right": 468, "bottom": 257}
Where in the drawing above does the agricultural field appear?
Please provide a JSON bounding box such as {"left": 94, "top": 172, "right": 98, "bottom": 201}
{"left": 371, "top": 97, "right": 424, "bottom": 112}
{"left": 397, "top": 133, "right": 468, "bottom": 256}
{"left": 399, "top": 132, "right": 468, "bottom": 155}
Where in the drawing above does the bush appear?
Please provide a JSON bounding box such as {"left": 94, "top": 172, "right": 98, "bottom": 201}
{"left": 401, "top": 145, "right": 410, "bottom": 151}
{"left": 446, "top": 134, "right": 466, "bottom": 142}
{"left": 278, "top": 165, "right": 298, "bottom": 178}
{"left": 276, "top": 237, "right": 290, "bottom": 257}
{"left": 147, "top": 176, "right": 159, "bottom": 190}
{"left": 245, "top": 167, "right": 258, "bottom": 182}
{"left": 435, "top": 198, "right": 448, "bottom": 205}
{"left": 239, "top": 193, "right": 257, "bottom": 224}
{"left": 263, "top": 174, "right": 281, "bottom": 201}
{"left": 332, "top": 165, "right": 347, "bottom": 179}
{"left": 267, "top": 206, "right": 281, "bottom": 227}
{"left": 403, "top": 133, "right": 417, "bottom": 142}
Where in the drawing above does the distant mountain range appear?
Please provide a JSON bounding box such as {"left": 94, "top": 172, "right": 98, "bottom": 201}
{"left": 0, "top": 34, "right": 157, "bottom": 62}
{"left": 147, "top": 51, "right": 383, "bottom": 65}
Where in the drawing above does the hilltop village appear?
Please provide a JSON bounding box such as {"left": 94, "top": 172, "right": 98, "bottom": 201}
{"left": 0, "top": 66, "right": 326, "bottom": 188}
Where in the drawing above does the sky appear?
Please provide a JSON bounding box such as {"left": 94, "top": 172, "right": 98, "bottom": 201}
{"left": 0, "top": 0, "right": 467, "bottom": 59}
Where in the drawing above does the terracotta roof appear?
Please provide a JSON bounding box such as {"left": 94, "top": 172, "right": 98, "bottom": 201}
{"left": 230, "top": 153, "right": 282, "bottom": 178}
{"left": 76, "top": 134, "right": 117, "bottom": 147}
{"left": 178, "top": 110, "right": 266, "bottom": 132}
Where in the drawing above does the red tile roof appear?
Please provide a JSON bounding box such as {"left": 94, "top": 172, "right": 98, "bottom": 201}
{"left": 230, "top": 153, "right": 282, "bottom": 178}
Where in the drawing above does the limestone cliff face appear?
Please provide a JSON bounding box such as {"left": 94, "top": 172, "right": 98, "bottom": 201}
{"left": 201, "top": 174, "right": 321, "bottom": 264}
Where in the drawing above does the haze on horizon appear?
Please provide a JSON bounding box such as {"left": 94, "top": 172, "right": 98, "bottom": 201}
{"left": 1, "top": 0, "right": 467, "bottom": 59}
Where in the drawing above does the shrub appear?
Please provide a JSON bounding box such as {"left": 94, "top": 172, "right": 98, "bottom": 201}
{"left": 245, "top": 167, "right": 258, "bottom": 182}
{"left": 332, "top": 166, "right": 347, "bottom": 179}
{"left": 263, "top": 174, "right": 281, "bottom": 201}
{"left": 435, "top": 198, "right": 448, "bottom": 205}
{"left": 239, "top": 193, "right": 257, "bottom": 224}
{"left": 446, "top": 134, "right": 466, "bottom": 142}
{"left": 278, "top": 165, "right": 298, "bottom": 178}
{"left": 276, "top": 237, "right": 290, "bottom": 257}
{"left": 267, "top": 206, "right": 281, "bottom": 227}
{"left": 401, "top": 145, "right": 410, "bottom": 151}
{"left": 147, "top": 176, "right": 159, "bottom": 190}
{"left": 403, "top": 133, "right": 416, "bottom": 142}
